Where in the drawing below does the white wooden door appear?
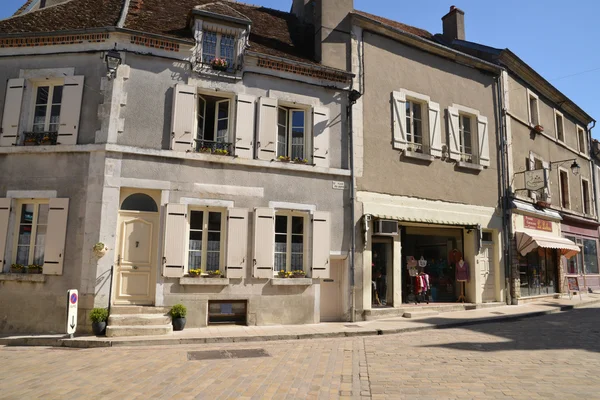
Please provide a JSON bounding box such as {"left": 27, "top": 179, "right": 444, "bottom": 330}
{"left": 480, "top": 244, "right": 495, "bottom": 302}
{"left": 114, "top": 212, "right": 159, "bottom": 305}
{"left": 320, "top": 259, "right": 343, "bottom": 322}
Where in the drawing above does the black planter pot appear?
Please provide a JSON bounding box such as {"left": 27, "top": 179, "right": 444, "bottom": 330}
{"left": 172, "top": 317, "right": 186, "bottom": 331}
{"left": 92, "top": 321, "right": 107, "bottom": 336}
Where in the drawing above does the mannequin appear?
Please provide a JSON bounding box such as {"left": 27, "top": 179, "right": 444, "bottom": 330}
{"left": 456, "top": 258, "right": 470, "bottom": 303}
{"left": 416, "top": 266, "right": 430, "bottom": 304}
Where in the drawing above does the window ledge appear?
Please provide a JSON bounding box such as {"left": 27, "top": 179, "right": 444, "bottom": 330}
{"left": 456, "top": 161, "right": 483, "bottom": 172}
{"left": 0, "top": 273, "right": 46, "bottom": 283}
{"left": 403, "top": 151, "right": 434, "bottom": 163}
{"left": 193, "top": 65, "right": 243, "bottom": 81}
{"left": 179, "top": 277, "right": 229, "bottom": 286}
{"left": 271, "top": 278, "right": 313, "bottom": 286}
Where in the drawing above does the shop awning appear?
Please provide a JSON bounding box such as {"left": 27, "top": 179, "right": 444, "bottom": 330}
{"left": 367, "top": 214, "right": 475, "bottom": 228}
{"left": 515, "top": 231, "right": 580, "bottom": 259}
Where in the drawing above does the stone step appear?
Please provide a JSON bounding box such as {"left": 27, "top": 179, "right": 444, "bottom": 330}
{"left": 108, "top": 314, "right": 171, "bottom": 326}
{"left": 402, "top": 310, "right": 439, "bottom": 319}
{"left": 110, "top": 306, "right": 170, "bottom": 315}
{"left": 105, "top": 325, "right": 173, "bottom": 338}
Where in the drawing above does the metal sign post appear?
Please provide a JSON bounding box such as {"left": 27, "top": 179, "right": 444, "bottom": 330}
{"left": 66, "top": 289, "right": 78, "bottom": 338}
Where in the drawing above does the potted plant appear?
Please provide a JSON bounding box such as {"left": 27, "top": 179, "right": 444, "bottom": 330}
{"left": 93, "top": 242, "right": 107, "bottom": 258}
{"left": 278, "top": 155, "right": 291, "bottom": 162}
{"left": 199, "top": 147, "right": 212, "bottom": 154}
{"left": 292, "top": 158, "right": 308, "bottom": 164}
{"left": 23, "top": 138, "right": 37, "bottom": 146}
{"left": 533, "top": 124, "right": 544, "bottom": 134}
{"left": 277, "top": 270, "right": 290, "bottom": 278}
{"left": 207, "top": 270, "right": 222, "bottom": 278}
{"left": 210, "top": 58, "right": 228, "bottom": 71}
{"left": 89, "top": 308, "right": 108, "bottom": 336}
{"left": 27, "top": 264, "right": 42, "bottom": 274}
{"left": 214, "top": 149, "right": 229, "bottom": 156}
{"left": 188, "top": 268, "right": 202, "bottom": 277}
{"left": 170, "top": 304, "right": 187, "bottom": 331}
{"left": 10, "top": 264, "right": 24, "bottom": 273}
{"left": 291, "top": 270, "right": 306, "bottom": 278}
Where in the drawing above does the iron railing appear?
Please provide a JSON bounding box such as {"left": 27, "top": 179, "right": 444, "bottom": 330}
{"left": 194, "top": 139, "right": 234, "bottom": 156}
{"left": 22, "top": 131, "right": 58, "bottom": 146}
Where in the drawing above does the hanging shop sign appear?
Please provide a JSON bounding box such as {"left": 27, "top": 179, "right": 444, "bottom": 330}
{"left": 524, "top": 216, "right": 552, "bottom": 232}
{"left": 564, "top": 277, "right": 582, "bottom": 301}
{"left": 524, "top": 169, "right": 547, "bottom": 191}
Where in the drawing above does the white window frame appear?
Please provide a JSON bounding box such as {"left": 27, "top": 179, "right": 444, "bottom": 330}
{"left": 582, "top": 177, "right": 591, "bottom": 215}
{"left": 577, "top": 125, "right": 587, "bottom": 155}
{"left": 274, "top": 210, "right": 308, "bottom": 274}
{"left": 197, "top": 90, "right": 233, "bottom": 145}
{"left": 405, "top": 98, "right": 427, "bottom": 152}
{"left": 558, "top": 167, "right": 571, "bottom": 210}
{"left": 526, "top": 89, "right": 540, "bottom": 126}
{"left": 276, "top": 102, "right": 310, "bottom": 161}
{"left": 458, "top": 112, "right": 475, "bottom": 162}
{"left": 12, "top": 199, "right": 49, "bottom": 266}
{"left": 29, "top": 79, "right": 64, "bottom": 133}
{"left": 201, "top": 30, "right": 237, "bottom": 68}
{"left": 185, "top": 207, "right": 227, "bottom": 273}
{"left": 554, "top": 109, "right": 565, "bottom": 143}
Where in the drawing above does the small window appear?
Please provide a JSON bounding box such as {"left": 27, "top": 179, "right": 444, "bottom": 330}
{"left": 277, "top": 107, "right": 306, "bottom": 161}
{"left": 459, "top": 114, "right": 474, "bottom": 162}
{"left": 578, "top": 127, "right": 586, "bottom": 154}
{"left": 197, "top": 94, "right": 231, "bottom": 153}
{"left": 120, "top": 193, "right": 158, "bottom": 212}
{"left": 482, "top": 231, "right": 493, "bottom": 242}
{"left": 559, "top": 170, "right": 570, "bottom": 209}
{"left": 14, "top": 201, "right": 49, "bottom": 266}
{"left": 274, "top": 212, "right": 307, "bottom": 273}
{"left": 555, "top": 112, "right": 564, "bottom": 142}
{"left": 582, "top": 179, "right": 590, "bottom": 215}
{"left": 405, "top": 100, "right": 425, "bottom": 152}
{"left": 528, "top": 94, "right": 539, "bottom": 126}
{"left": 32, "top": 84, "right": 63, "bottom": 133}
{"left": 201, "top": 31, "right": 236, "bottom": 71}
{"left": 208, "top": 300, "right": 247, "bottom": 325}
{"left": 533, "top": 158, "right": 543, "bottom": 170}
{"left": 187, "top": 209, "right": 225, "bottom": 272}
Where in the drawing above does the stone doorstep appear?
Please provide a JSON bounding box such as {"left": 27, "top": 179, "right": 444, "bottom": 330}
{"left": 363, "top": 302, "right": 503, "bottom": 321}
{"left": 108, "top": 314, "right": 171, "bottom": 326}
{"left": 105, "top": 325, "right": 173, "bottom": 338}
{"left": 109, "top": 306, "right": 170, "bottom": 315}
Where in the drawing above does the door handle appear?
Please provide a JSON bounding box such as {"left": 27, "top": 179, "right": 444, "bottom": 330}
{"left": 117, "top": 254, "right": 121, "bottom": 265}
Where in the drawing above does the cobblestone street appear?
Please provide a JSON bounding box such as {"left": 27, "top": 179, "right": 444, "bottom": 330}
{"left": 1, "top": 304, "right": 599, "bottom": 400}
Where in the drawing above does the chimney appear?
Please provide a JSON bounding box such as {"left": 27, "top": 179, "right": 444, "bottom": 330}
{"left": 39, "top": 0, "right": 47, "bottom": 8}
{"left": 441, "top": 5, "right": 465, "bottom": 42}
{"left": 314, "top": 0, "right": 353, "bottom": 71}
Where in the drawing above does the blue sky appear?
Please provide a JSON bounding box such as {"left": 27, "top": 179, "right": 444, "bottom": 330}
{"left": 1, "top": 0, "right": 599, "bottom": 134}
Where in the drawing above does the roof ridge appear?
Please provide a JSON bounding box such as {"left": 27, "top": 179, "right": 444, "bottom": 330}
{"left": 195, "top": 1, "right": 252, "bottom": 21}
{"left": 353, "top": 9, "right": 433, "bottom": 38}
{"left": 3, "top": 0, "right": 83, "bottom": 22}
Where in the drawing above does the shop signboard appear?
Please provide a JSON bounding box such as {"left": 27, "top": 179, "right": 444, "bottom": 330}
{"left": 524, "top": 169, "right": 547, "bottom": 191}
{"left": 524, "top": 216, "right": 552, "bottom": 232}
{"left": 564, "top": 277, "right": 582, "bottom": 301}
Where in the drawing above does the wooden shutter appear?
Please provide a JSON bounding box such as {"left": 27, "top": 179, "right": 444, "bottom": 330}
{"left": 311, "top": 211, "right": 331, "bottom": 279}
{"left": 0, "top": 199, "right": 10, "bottom": 271}
{"left": 447, "top": 106, "right": 461, "bottom": 161}
{"left": 43, "top": 198, "right": 69, "bottom": 275}
{"left": 527, "top": 154, "right": 538, "bottom": 202}
{"left": 392, "top": 91, "right": 407, "bottom": 151}
{"left": 226, "top": 208, "right": 248, "bottom": 278}
{"left": 58, "top": 76, "right": 84, "bottom": 145}
{"left": 313, "top": 106, "right": 330, "bottom": 167}
{"left": 1, "top": 78, "right": 25, "bottom": 147}
{"left": 253, "top": 207, "right": 274, "bottom": 278}
{"left": 163, "top": 203, "right": 187, "bottom": 278}
{"left": 477, "top": 115, "right": 490, "bottom": 167}
{"left": 256, "top": 97, "right": 278, "bottom": 160}
{"left": 171, "top": 84, "right": 197, "bottom": 152}
{"left": 428, "top": 101, "right": 442, "bottom": 157}
{"left": 234, "top": 94, "right": 256, "bottom": 159}
{"left": 542, "top": 160, "right": 552, "bottom": 204}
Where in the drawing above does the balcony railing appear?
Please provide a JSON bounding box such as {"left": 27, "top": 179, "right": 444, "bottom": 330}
{"left": 194, "top": 139, "right": 233, "bottom": 156}
{"left": 22, "top": 131, "right": 58, "bottom": 146}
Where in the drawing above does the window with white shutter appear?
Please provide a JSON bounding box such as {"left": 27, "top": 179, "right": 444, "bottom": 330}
{"left": 196, "top": 93, "right": 232, "bottom": 154}
{"left": 226, "top": 208, "right": 248, "bottom": 278}
{"left": 274, "top": 211, "right": 308, "bottom": 274}
{"left": 186, "top": 208, "right": 225, "bottom": 273}
{"left": 257, "top": 97, "right": 278, "bottom": 160}
{"left": 42, "top": 198, "right": 69, "bottom": 275}
{"left": 1, "top": 78, "right": 25, "bottom": 147}
{"left": 312, "top": 106, "right": 329, "bottom": 167}
{"left": 57, "top": 75, "right": 84, "bottom": 145}
{"left": 448, "top": 104, "right": 488, "bottom": 166}
{"left": 477, "top": 115, "right": 489, "bottom": 167}
{"left": 0, "top": 198, "right": 10, "bottom": 272}
{"left": 392, "top": 91, "right": 407, "bottom": 151}
{"left": 162, "top": 203, "right": 187, "bottom": 278}
{"left": 234, "top": 94, "right": 255, "bottom": 159}
{"left": 253, "top": 207, "right": 274, "bottom": 278}
{"left": 171, "top": 84, "right": 197, "bottom": 152}
{"left": 428, "top": 101, "right": 442, "bottom": 157}
{"left": 311, "top": 211, "right": 331, "bottom": 279}
{"left": 447, "top": 106, "right": 461, "bottom": 161}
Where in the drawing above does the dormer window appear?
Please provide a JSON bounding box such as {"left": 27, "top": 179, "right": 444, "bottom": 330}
{"left": 201, "top": 31, "right": 236, "bottom": 70}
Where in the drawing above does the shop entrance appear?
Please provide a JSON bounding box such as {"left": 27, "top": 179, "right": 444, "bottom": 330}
{"left": 372, "top": 237, "right": 393, "bottom": 307}
{"left": 518, "top": 248, "right": 557, "bottom": 297}
{"left": 401, "top": 226, "right": 464, "bottom": 303}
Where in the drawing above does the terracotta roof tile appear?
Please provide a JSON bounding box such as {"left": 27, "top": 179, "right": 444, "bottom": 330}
{"left": 124, "top": 0, "right": 314, "bottom": 64}
{"left": 0, "top": 0, "right": 123, "bottom": 34}
{"left": 353, "top": 10, "right": 433, "bottom": 40}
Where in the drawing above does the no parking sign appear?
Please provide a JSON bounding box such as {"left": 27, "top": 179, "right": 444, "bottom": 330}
{"left": 67, "top": 289, "right": 78, "bottom": 336}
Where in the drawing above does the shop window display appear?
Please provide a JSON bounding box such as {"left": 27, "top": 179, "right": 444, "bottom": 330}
{"left": 518, "top": 248, "right": 557, "bottom": 297}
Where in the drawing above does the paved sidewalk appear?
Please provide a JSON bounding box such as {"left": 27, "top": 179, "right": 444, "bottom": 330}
{"left": 2, "top": 293, "right": 599, "bottom": 349}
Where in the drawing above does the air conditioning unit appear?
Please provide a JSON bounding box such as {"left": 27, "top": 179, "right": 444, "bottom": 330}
{"left": 373, "top": 219, "right": 399, "bottom": 236}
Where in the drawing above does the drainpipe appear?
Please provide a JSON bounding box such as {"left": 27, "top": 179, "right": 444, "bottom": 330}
{"left": 348, "top": 89, "right": 361, "bottom": 322}
{"left": 497, "top": 72, "right": 512, "bottom": 305}
{"left": 588, "top": 121, "right": 598, "bottom": 217}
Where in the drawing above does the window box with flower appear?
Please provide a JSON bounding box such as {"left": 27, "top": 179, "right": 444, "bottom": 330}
{"left": 210, "top": 58, "right": 229, "bottom": 72}
{"left": 27, "top": 264, "right": 43, "bottom": 274}
{"left": 10, "top": 264, "right": 25, "bottom": 274}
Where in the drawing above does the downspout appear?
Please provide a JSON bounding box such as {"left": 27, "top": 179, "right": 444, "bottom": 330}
{"left": 348, "top": 93, "right": 356, "bottom": 322}
{"left": 497, "top": 71, "right": 512, "bottom": 305}
{"left": 588, "top": 121, "right": 598, "bottom": 217}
